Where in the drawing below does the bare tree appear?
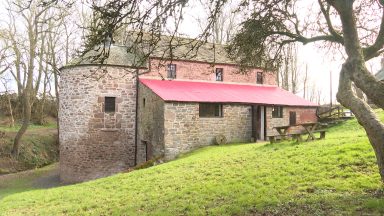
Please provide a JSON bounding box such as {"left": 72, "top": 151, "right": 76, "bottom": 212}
{"left": 303, "top": 64, "right": 309, "bottom": 99}
{"left": 3, "top": 0, "right": 72, "bottom": 156}
{"left": 226, "top": 0, "right": 384, "bottom": 182}
{"left": 0, "top": 76, "right": 15, "bottom": 127}
{"left": 278, "top": 43, "right": 300, "bottom": 93}
{"left": 197, "top": 0, "right": 239, "bottom": 44}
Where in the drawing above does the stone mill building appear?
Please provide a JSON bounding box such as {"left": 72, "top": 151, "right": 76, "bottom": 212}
{"left": 59, "top": 36, "right": 318, "bottom": 183}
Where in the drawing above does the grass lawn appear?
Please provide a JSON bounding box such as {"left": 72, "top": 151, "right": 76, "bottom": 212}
{"left": 0, "top": 122, "right": 57, "bottom": 132}
{"left": 0, "top": 111, "right": 383, "bottom": 215}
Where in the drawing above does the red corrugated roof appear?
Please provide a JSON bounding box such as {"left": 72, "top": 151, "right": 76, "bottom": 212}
{"left": 140, "top": 79, "right": 318, "bottom": 107}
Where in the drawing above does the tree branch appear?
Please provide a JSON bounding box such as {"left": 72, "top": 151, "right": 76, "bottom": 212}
{"left": 318, "top": 0, "right": 344, "bottom": 44}
{"left": 363, "top": 8, "right": 384, "bottom": 60}
{"left": 270, "top": 31, "right": 343, "bottom": 44}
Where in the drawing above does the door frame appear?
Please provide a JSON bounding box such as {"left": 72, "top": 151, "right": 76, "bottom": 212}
{"left": 252, "top": 105, "right": 266, "bottom": 141}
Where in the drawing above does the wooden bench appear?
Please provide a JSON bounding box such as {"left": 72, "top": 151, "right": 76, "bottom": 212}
{"left": 266, "top": 134, "right": 288, "bottom": 144}
{"left": 313, "top": 130, "right": 326, "bottom": 139}
{"left": 290, "top": 133, "right": 305, "bottom": 142}
{"left": 268, "top": 130, "right": 326, "bottom": 144}
{"left": 293, "top": 130, "right": 326, "bottom": 142}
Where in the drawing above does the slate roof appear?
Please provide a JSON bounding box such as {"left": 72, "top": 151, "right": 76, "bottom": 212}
{"left": 64, "top": 34, "right": 235, "bottom": 69}
{"left": 66, "top": 45, "right": 147, "bottom": 68}
{"left": 145, "top": 35, "right": 234, "bottom": 64}
{"left": 140, "top": 78, "right": 318, "bottom": 107}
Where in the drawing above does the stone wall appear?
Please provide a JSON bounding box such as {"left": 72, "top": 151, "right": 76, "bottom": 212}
{"left": 59, "top": 66, "right": 137, "bottom": 183}
{"left": 59, "top": 63, "right": 315, "bottom": 182}
{"left": 142, "top": 58, "right": 276, "bottom": 85}
{"left": 266, "top": 106, "right": 318, "bottom": 136}
{"left": 163, "top": 103, "right": 252, "bottom": 160}
{"left": 137, "top": 83, "right": 165, "bottom": 164}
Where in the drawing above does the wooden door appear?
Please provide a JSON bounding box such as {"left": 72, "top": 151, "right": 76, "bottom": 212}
{"left": 143, "top": 141, "right": 153, "bottom": 161}
{"left": 252, "top": 106, "right": 259, "bottom": 140}
{"left": 289, "top": 111, "right": 297, "bottom": 126}
{"left": 252, "top": 105, "right": 264, "bottom": 141}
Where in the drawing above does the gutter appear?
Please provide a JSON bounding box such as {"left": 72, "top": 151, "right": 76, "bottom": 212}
{"left": 134, "top": 69, "right": 139, "bottom": 166}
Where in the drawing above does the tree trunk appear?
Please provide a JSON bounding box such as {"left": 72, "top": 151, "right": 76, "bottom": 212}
{"left": 337, "top": 63, "right": 384, "bottom": 182}
{"left": 330, "top": 0, "right": 384, "bottom": 182}
{"left": 39, "top": 94, "right": 46, "bottom": 125}
{"left": 11, "top": 91, "right": 31, "bottom": 157}
{"left": 6, "top": 93, "right": 15, "bottom": 127}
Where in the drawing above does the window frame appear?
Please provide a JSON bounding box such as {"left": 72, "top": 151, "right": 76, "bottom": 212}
{"left": 215, "top": 68, "right": 223, "bottom": 81}
{"left": 256, "top": 72, "right": 263, "bottom": 84}
{"left": 104, "top": 97, "right": 116, "bottom": 113}
{"left": 199, "top": 103, "right": 223, "bottom": 118}
{"left": 272, "top": 106, "right": 283, "bottom": 118}
{"left": 167, "top": 64, "right": 177, "bottom": 79}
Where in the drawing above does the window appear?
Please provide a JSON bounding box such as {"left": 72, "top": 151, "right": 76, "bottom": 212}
{"left": 257, "top": 72, "right": 263, "bottom": 84}
{"left": 215, "top": 68, "right": 223, "bottom": 81}
{"left": 272, "top": 106, "right": 283, "bottom": 118}
{"left": 104, "top": 97, "right": 116, "bottom": 113}
{"left": 199, "top": 103, "right": 223, "bottom": 117}
{"left": 167, "top": 64, "right": 176, "bottom": 79}
{"left": 143, "top": 98, "right": 146, "bottom": 108}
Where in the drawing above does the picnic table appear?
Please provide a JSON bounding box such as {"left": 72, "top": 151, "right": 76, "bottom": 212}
{"left": 299, "top": 122, "right": 318, "bottom": 141}
{"left": 268, "top": 122, "right": 325, "bottom": 143}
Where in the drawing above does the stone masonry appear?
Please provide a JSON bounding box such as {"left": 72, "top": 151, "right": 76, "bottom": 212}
{"left": 144, "top": 58, "right": 276, "bottom": 85}
{"left": 136, "top": 84, "right": 165, "bottom": 164}
{"left": 163, "top": 103, "right": 252, "bottom": 160}
{"left": 266, "top": 106, "right": 318, "bottom": 136}
{"left": 60, "top": 52, "right": 317, "bottom": 182}
{"left": 59, "top": 66, "right": 137, "bottom": 183}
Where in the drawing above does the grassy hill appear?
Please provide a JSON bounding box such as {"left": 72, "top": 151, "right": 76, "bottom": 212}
{"left": 0, "top": 111, "right": 383, "bottom": 215}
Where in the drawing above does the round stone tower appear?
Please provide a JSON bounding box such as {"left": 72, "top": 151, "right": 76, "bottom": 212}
{"left": 59, "top": 45, "right": 141, "bottom": 183}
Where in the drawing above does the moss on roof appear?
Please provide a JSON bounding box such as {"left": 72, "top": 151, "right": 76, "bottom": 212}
{"left": 64, "top": 34, "right": 235, "bottom": 69}
{"left": 66, "top": 45, "right": 147, "bottom": 68}
{"left": 146, "top": 35, "right": 234, "bottom": 64}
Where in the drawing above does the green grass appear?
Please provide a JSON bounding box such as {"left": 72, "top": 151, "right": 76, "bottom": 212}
{"left": 0, "top": 122, "right": 57, "bottom": 132}
{"left": 0, "top": 111, "right": 383, "bottom": 215}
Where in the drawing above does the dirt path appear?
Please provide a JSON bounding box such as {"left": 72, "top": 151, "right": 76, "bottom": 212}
{"left": 0, "top": 163, "right": 65, "bottom": 199}
{"left": 31, "top": 166, "right": 61, "bottom": 188}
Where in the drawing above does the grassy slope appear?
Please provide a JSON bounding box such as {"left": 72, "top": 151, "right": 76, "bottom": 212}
{"left": 0, "top": 111, "right": 383, "bottom": 215}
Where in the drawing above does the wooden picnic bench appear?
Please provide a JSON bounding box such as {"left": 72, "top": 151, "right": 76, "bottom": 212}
{"left": 268, "top": 123, "right": 326, "bottom": 144}
{"left": 266, "top": 134, "right": 288, "bottom": 143}
{"left": 314, "top": 129, "right": 326, "bottom": 139}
